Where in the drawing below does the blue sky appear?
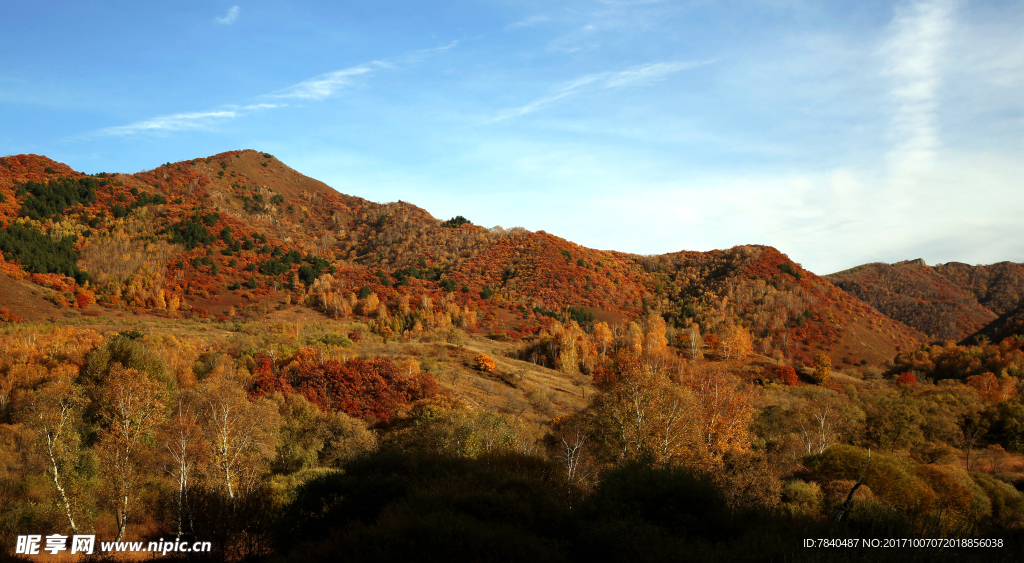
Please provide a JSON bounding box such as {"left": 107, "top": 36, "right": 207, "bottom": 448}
{"left": 1, "top": 0, "right": 1022, "bottom": 274}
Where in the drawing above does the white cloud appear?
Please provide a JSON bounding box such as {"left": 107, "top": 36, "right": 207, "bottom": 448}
{"left": 505, "top": 15, "right": 549, "bottom": 31}
{"left": 98, "top": 110, "right": 238, "bottom": 136}
{"left": 881, "top": 0, "right": 955, "bottom": 179}
{"left": 215, "top": 5, "right": 240, "bottom": 25}
{"left": 268, "top": 41, "right": 456, "bottom": 101}
{"left": 96, "top": 104, "right": 281, "bottom": 136}
{"left": 493, "top": 59, "right": 715, "bottom": 121}
{"left": 268, "top": 64, "right": 382, "bottom": 100}
{"left": 92, "top": 42, "right": 455, "bottom": 136}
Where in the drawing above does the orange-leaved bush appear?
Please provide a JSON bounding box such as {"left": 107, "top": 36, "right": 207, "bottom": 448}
{"left": 474, "top": 354, "right": 496, "bottom": 373}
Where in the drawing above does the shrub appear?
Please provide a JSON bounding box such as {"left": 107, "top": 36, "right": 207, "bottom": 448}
{"left": 768, "top": 365, "right": 798, "bottom": 386}
{"left": 811, "top": 353, "right": 831, "bottom": 384}
{"left": 896, "top": 372, "right": 917, "bottom": 387}
{"left": 0, "top": 306, "right": 23, "bottom": 323}
{"left": 474, "top": 354, "right": 496, "bottom": 373}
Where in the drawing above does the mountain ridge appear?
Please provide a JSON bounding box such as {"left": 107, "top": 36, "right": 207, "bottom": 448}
{"left": 1, "top": 150, "right": 928, "bottom": 366}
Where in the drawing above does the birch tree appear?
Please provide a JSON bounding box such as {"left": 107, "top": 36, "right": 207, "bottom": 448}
{"left": 159, "top": 396, "right": 208, "bottom": 539}
{"left": 195, "top": 377, "right": 279, "bottom": 500}
{"left": 19, "top": 374, "right": 86, "bottom": 534}
{"left": 97, "top": 364, "right": 167, "bottom": 541}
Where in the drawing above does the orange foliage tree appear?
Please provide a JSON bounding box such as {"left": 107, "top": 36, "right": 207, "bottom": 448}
{"left": 474, "top": 354, "right": 496, "bottom": 373}
{"left": 681, "top": 363, "right": 759, "bottom": 458}
{"left": 965, "top": 372, "right": 1016, "bottom": 404}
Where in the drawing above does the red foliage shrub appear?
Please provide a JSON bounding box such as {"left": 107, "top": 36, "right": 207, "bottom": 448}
{"left": 253, "top": 354, "right": 275, "bottom": 377}
{"left": 768, "top": 365, "right": 799, "bottom": 386}
{"left": 965, "top": 372, "right": 1001, "bottom": 403}
{"left": 896, "top": 372, "right": 917, "bottom": 387}
{"left": 74, "top": 293, "right": 90, "bottom": 308}
{"left": 30, "top": 272, "right": 75, "bottom": 293}
{"left": 0, "top": 306, "right": 23, "bottom": 323}
{"left": 250, "top": 372, "right": 294, "bottom": 397}
{"left": 254, "top": 349, "right": 440, "bottom": 422}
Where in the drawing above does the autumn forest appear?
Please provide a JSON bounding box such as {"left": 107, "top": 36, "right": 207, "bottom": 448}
{"left": 2, "top": 151, "right": 1024, "bottom": 562}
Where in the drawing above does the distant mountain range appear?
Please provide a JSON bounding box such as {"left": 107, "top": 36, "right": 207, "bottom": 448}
{"left": 2, "top": 150, "right": 1020, "bottom": 365}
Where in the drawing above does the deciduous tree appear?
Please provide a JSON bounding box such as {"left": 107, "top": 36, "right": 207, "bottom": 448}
{"left": 159, "top": 396, "right": 208, "bottom": 539}
{"left": 195, "top": 377, "right": 280, "bottom": 500}
{"left": 812, "top": 353, "right": 831, "bottom": 384}
{"left": 18, "top": 373, "right": 85, "bottom": 534}
{"left": 681, "top": 363, "right": 759, "bottom": 458}
{"left": 592, "top": 322, "right": 613, "bottom": 357}
{"left": 97, "top": 364, "right": 168, "bottom": 541}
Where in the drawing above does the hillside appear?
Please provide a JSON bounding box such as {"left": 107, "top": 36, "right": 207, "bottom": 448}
{"left": 827, "top": 259, "right": 1024, "bottom": 343}
{"left": 633, "top": 246, "right": 924, "bottom": 366}
{"left": 0, "top": 151, "right": 919, "bottom": 365}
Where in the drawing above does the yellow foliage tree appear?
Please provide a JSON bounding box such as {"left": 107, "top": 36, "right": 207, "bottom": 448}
{"left": 592, "top": 322, "right": 613, "bottom": 356}
{"left": 361, "top": 293, "right": 380, "bottom": 316}
{"left": 97, "top": 365, "right": 168, "bottom": 541}
{"left": 627, "top": 322, "right": 643, "bottom": 355}
{"left": 681, "top": 363, "right": 759, "bottom": 458}
{"left": 19, "top": 372, "right": 87, "bottom": 534}
{"left": 474, "top": 354, "right": 496, "bottom": 373}
{"left": 591, "top": 354, "right": 699, "bottom": 465}
{"left": 719, "top": 324, "right": 753, "bottom": 360}
{"left": 812, "top": 353, "right": 831, "bottom": 384}
{"left": 643, "top": 313, "right": 668, "bottom": 357}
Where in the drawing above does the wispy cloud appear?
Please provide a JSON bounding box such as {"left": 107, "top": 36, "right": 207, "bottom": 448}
{"left": 882, "top": 0, "right": 955, "bottom": 176}
{"left": 96, "top": 104, "right": 281, "bottom": 136}
{"left": 268, "top": 41, "right": 457, "bottom": 101}
{"left": 493, "top": 60, "right": 715, "bottom": 121}
{"left": 268, "top": 64, "right": 383, "bottom": 100}
{"left": 93, "top": 42, "right": 455, "bottom": 136}
{"left": 215, "top": 5, "right": 240, "bottom": 25}
{"left": 99, "top": 110, "right": 238, "bottom": 136}
{"left": 505, "top": 15, "right": 549, "bottom": 31}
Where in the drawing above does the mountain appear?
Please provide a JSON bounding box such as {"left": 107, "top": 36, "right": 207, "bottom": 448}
{"left": 826, "top": 259, "right": 1024, "bottom": 343}
{"left": 0, "top": 150, "right": 922, "bottom": 365}
{"left": 634, "top": 246, "right": 924, "bottom": 366}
